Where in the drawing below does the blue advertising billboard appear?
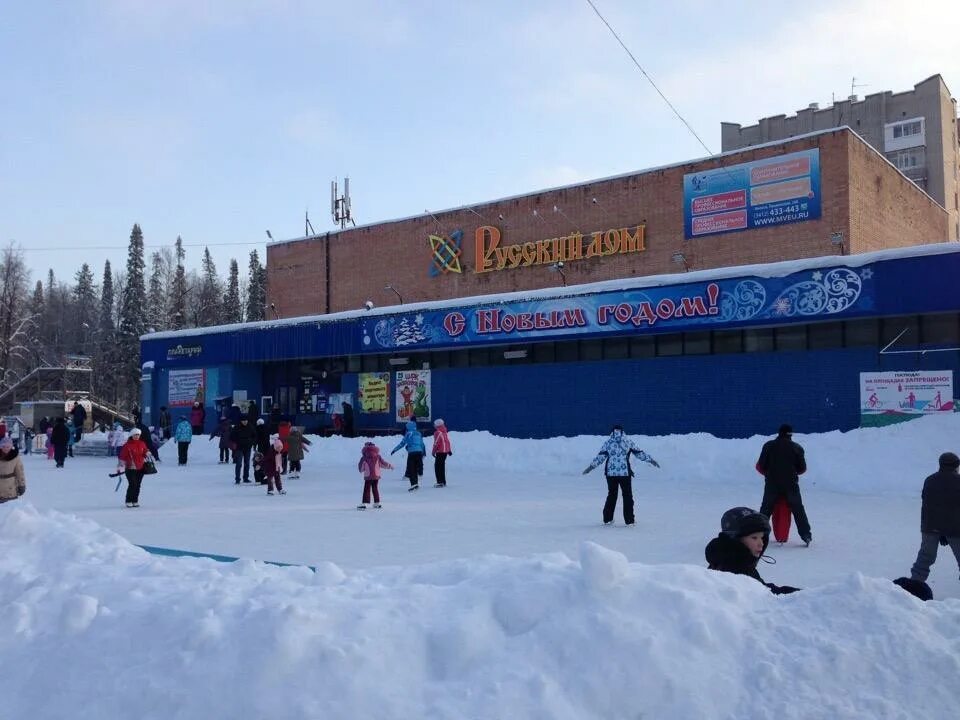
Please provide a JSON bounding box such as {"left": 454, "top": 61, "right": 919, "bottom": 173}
{"left": 683, "top": 149, "right": 822, "bottom": 239}
{"left": 361, "top": 262, "right": 874, "bottom": 351}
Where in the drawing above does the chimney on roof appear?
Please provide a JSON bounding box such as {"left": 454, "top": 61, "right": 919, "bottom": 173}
{"left": 808, "top": 102, "right": 819, "bottom": 110}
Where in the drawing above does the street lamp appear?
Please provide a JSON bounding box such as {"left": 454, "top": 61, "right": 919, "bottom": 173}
{"left": 384, "top": 284, "right": 404, "bottom": 304}
{"left": 671, "top": 252, "right": 690, "bottom": 271}
{"left": 270, "top": 303, "right": 281, "bottom": 320}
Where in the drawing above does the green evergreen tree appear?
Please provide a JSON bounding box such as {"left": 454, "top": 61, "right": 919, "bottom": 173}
{"left": 245, "top": 249, "right": 265, "bottom": 321}
{"left": 169, "top": 236, "right": 187, "bottom": 330}
{"left": 117, "top": 224, "right": 147, "bottom": 402}
{"left": 73, "top": 263, "right": 97, "bottom": 355}
{"left": 224, "top": 258, "right": 242, "bottom": 323}
{"left": 196, "top": 247, "right": 222, "bottom": 327}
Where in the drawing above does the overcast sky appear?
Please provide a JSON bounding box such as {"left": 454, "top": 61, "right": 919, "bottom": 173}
{"left": 2, "top": 0, "right": 958, "bottom": 284}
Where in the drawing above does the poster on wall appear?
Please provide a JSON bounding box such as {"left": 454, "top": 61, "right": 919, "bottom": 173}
{"left": 395, "top": 370, "right": 431, "bottom": 422}
{"left": 168, "top": 369, "right": 205, "bottom": 407}
{"left": 860, "top": 371, "right": 954, "bottom": 420}
{"left": 358, "top": 372, "right": 391, "bottom": 414}
{"left": 683, "top": 149, "right": 821, "bottom": 239}
{"left": 328, "top": 393, "right": 352, "bottom": 415}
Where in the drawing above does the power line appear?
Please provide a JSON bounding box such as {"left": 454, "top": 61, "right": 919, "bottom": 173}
{"left": 13, "top": 239, "right": 269, "bottom": 252}
{"left": 584, "top": 0, "right": 714, "bottom": 157}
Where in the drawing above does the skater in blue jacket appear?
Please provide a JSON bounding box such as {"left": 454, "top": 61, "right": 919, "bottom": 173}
{"left": 391, "top": 421, "right": 425, "bottom": 491}
{"left": 583, "top": 424, "right": 659, "bottom": 525}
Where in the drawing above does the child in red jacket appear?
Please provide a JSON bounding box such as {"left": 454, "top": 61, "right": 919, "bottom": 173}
{"left": 431, "top": 418, "right": 452, "bottom": 487}
{"left": 358, "top": 441, "right": 393, "bottom": 510}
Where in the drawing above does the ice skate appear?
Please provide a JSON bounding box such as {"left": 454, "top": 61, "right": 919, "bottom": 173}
{"left": 357, "top": 504, "right": 367, "bottom": 510}
{"left": 408, "top": 484, "right": 419, "bottom": 492}
{"left": 373, "top": 503, "right": 382, "bottom": 509}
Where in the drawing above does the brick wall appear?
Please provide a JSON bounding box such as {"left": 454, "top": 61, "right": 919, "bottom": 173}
{"left": 267, "top": 129, "right": 944, "bottom": 318}
{"left": 847, "top": 133, "right": 949, "bottom": 254}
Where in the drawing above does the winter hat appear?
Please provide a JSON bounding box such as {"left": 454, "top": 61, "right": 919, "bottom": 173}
{"left": 778, "top": 423, "right": 793, "bottom": 437}
{"left": 938, "top": 452, "right": 960, "bottom": 469}
{"left": 256, "top": 418, "right": 264, "bottom": 426}
{"left": 130, "top": 427, "right": 142, "bottom": 436}
{"left": 0, "top": 436, "right": 13, "bottom": 451}
{"left": 272, "top": 438, "right": 283, "bottom": 452}
{"left": 720, "top": 507, "right": 770, "bottom": 538}
{"left": 405, "top": 421, "right": 417, "bottom": 431}
{"left": 434, "top": 418, "right": 445, "bottom": 428}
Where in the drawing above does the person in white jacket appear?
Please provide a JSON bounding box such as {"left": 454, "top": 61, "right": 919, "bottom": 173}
{"left": 0, "top": 436, "right": 26, "bottom": 503}
{"left": 583, "top": 425, "right": 659, "bottom": 526}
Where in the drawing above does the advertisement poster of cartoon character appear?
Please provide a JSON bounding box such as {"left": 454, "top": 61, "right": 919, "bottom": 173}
{"left": 860, "top": 371, "right": 954, "bottom": 423}
{"left": 168, "top": 368, "right": 206, "bottom": 407}
{"left": 358, "top": 372, "right": 391, "bottom": 414}
{"left": 395, "top": 370, "right": 431, "bottom": 422}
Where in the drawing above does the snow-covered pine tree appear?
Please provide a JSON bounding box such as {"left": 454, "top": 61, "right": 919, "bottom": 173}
{"left": 223, "top": 258, "right": 242, "bottom": 323}
{"left": 169, "top": 236, "right": 187, "bottom": 330}
{"left": 246, "top": 249, "right": 265, "bottom": 321}
{"left": 73, "top": 263, "right": 97, "bottom": 356}
{"left": 92, "top": 259, "right": 118, "bottom": 404}
{"left": 117, "top": 224, "right": 148, "bottom": 403}
{"left": 195, "top": 247, "right": 222, "bottom": 327}
{"left": 147, "top": 251, "right": 167, "bottom": 333}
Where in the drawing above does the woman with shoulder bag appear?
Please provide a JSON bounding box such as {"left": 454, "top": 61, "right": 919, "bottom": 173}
{"left": 117, "top": 427, "right": 154, "bottom": 508}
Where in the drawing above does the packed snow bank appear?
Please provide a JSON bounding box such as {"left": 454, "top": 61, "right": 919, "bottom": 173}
{"left": 314, "top": 413, "right": 960, "bottom": 497}
{"left": 2, "top": 504, "right": 957, "bottom": 720}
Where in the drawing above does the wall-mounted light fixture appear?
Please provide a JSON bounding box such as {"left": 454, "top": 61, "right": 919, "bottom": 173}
{"left": 503, "top": 349, "right": 528, "bottom": 360}
{"left": 384, "top": 284, "right": 404, "bottom": 304}
{"left": 549, "top": 261, "right": 567, "bottom": 287}
{"left": 388, "top": 357, "right": 409, "bottom": 366}
{"left": 830, "top": 231, "right": 846, "bottom": 255}
{"left": 364, "top": 300, "right": 374, "bottom": 310}
{"left": 671, "top": 252, "right": 690, "bottom": 271}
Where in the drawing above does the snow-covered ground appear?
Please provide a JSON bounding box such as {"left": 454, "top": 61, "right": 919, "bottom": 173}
{"left": 3, "top": 417, "right": 960, "bottom": 719}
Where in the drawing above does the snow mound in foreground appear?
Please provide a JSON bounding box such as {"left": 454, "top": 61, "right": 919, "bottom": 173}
{"left": 2, "top": 505, "right": 958, "bottom": 720}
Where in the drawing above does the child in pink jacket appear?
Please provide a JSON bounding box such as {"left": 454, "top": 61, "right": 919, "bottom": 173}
{"left": 431, "top": 419, "right": 452, "bottom": 488}
{"left": 358, "top": 441, "right": 393, "bottom": 510}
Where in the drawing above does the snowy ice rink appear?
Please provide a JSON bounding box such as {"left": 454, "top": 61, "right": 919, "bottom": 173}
{"left": 3, "top": 416, "right": 960, "bottom": 719}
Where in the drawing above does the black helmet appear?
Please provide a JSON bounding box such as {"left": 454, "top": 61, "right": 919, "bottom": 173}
{"left": 721, "top": 507, "right": 771, "bottom": 538}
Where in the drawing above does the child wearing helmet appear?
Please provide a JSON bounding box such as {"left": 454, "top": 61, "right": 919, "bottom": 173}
{"left": 705, "top": 507, "right": 800, "bottom": 595}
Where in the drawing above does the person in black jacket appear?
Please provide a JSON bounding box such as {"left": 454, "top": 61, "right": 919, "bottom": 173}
{"left": 705, "top": 507, "right": 800, "bottom": 595}
{"left": 909, "top": 452, "right": 960, "bottom": 583}
{"left": 757, "top": 423, "right": 812, "bottom": 546}
{"left": 230, "top": 417, "right": 256, "bottom": 484}
{"left": 50, "top": 417, "right": 71, "bottom": 468}
{"left": 254, "top": 417, "right": 270, "bottom": 455}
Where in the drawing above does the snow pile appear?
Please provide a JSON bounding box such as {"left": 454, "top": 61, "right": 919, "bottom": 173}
{"left": 2, "top": 504, "right": 957, "bottom": 720}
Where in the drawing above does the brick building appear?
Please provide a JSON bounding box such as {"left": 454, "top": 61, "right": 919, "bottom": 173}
{"left": 267, "top": 127, "right": 948, "bottom": 318}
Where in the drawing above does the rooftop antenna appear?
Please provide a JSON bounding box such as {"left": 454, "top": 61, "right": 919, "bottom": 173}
{"left": 331, "top": 177, "right": 355, "bottom": 229}
{"left": 850, "top": 76, "right": 868, "bottom": 99}
{"left": 305, "top": 210, "right": 315, "bottom": 236}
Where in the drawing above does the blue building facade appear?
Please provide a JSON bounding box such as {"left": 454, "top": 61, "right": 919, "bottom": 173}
{"left": 140, "top": 245, "right": 960, "bottom": 438}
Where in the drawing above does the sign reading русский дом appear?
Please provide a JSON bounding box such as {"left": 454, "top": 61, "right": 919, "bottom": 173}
{"left": 473, "top": 224, "right": 645, "bottom": 273}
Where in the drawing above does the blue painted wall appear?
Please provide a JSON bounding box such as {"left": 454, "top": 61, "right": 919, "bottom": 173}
{"left": 420, "top": 349, "right": 960, "bottom": 439}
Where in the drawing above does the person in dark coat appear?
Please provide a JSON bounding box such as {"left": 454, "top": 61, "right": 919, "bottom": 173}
{"left": 70, "top": 400, "right": 87, "bottom": 442}
{"left": 909, "top": 452, "right": 960, "bottom": 583}
{"left": 757, "top": 423, "right": 812, "bottom": 546}
{"left": 50, "top": 417, "right": 71, "bottom": 468}
{"left": 229, "top": 417, "right": 256, "bottom": 484}
{"left": 137, "top": 420, "right": 159, "bottom": 461}
{"left": 342, "top": 401, "right": 355, "bottom": 439}
{"left": 705, "top": 507, "right": 800, "bottom": 595}
{"left": 158, "top": 406, "right": 172, "bottom": 441}
{"left": 268, "top": 403, "right": 282, "bottom": 434}
{"left": 255, "top": 418, "right": 271, "bottom": 454}
{"left": 246, "top": 400, "right": 259, "bottom": 426}
{"left": 38, "top": 416, "right": 51, "bottom": 435}
{"left": 209, "top": 416, "right": 232, "bottom": 463}
{"left": 229, "top": 403, "right": 242, "bottom": 425}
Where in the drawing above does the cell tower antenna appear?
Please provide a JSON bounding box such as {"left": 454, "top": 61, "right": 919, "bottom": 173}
{"left": 331, "top": 176, "right": 355, "bottom": 229}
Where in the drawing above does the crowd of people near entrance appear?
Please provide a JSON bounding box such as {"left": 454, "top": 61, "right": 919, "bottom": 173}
{"left": 3, "top": 409, "right": 958, "bottom": 601}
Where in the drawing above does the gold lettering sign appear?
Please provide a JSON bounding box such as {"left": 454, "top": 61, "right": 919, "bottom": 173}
{"left": 474, "top": 224, "right": 645, "bottom": 273}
